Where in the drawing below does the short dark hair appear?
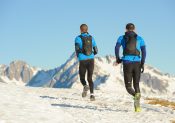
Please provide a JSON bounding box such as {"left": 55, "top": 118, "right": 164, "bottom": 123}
{"left": 80, "top": 24, "right": 88, "bottom": 29}
{"left": 126, "top": 23, "right": 135, "bottom": 31}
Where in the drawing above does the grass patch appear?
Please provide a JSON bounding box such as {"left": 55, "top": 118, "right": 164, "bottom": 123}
{"left": 145, "top": 97, "right": 175, "bottom": 110}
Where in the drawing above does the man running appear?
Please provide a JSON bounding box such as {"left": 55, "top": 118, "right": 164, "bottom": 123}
{"left": 115, "top": 23, "right": 146, "bottom": 112}
{"left": 75, "top": 24, "right": 98, "bottom": 101}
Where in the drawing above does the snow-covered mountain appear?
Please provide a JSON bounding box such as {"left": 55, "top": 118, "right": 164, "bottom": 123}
{"left": 0, "top": 61, "right": 39, "bottom": 85}
{"left": 27, "top": 67, "right": 60, "bottom": 87}
{"left": 1, "top": 54, "right": 175, "bottom": 123}
{"left": 28, "top": 53, "right": 175, "bottom": 96}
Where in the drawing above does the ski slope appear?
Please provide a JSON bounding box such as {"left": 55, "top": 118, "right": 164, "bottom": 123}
{"left": 0, "top": 82, "right": 174, "bottom": 123}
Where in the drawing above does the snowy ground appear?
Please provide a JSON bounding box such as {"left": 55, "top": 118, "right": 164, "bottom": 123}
{"left": 0, "top": 82, "right": 174, "bottom": 123}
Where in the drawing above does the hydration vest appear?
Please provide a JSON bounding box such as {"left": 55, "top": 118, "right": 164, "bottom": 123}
{"left": 79, "top": 35, "right": 93, "bottom": 56}
{"left": 123, "top": 32, "right": 140, "bottom": 56}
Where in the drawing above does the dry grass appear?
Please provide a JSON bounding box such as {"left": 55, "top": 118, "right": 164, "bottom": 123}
{"left": 171, "top": 120, "right": 175, "bottom": 123}
{"left": 145, "top": 97, "right": 175, "bottom": 110}
{"left": 145, "top": 98, "right": 175, "bottom": 123}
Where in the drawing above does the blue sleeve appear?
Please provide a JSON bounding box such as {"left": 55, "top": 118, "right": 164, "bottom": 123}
{"left": 92, "top": 37, "right": 97, "bottom": 47}
{"left": 139, "top": 37, "right": 146, "bottom": 63}
{"left": 75, "top": 36, "right": 82, "bottom": 56}
{"left": 140, "top": 37, "right": 146, "bottom": 47}
{"left": 117, "top": 36, "right": 123, "bottom": 45}
{"left": 75, "top": 36, "right": 82, "bottom": 48}
{"left": 75, "top": 36, "right": 81, "bottom": 45}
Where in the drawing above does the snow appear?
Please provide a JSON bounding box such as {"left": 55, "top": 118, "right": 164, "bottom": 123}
{"left": 0, "top": 76, "right": 25, "bottom": 86}
{"left": 1, "top": 54, "right": 175, "bottom": 122}
{"left": 31, "top": 67, "right": 40, "bottom": 76}
{"left": 0, "top": 82, "right": 174, "bottom": 123}
{"left": 0, "top": 82, "right": 75, "bottom": 123}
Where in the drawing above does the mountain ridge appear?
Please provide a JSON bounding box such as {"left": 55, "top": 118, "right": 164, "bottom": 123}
{"left": 27, "top": 53, "right": 175, "bottom": 96}
{"left": 1, "top": 54, "right": 175, "bottom": 96}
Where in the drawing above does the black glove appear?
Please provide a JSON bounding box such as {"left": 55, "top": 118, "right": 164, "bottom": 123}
{"left": 116, "top": 57, "right": 122, "bottom": 64}
{"left": 93, "top": 46, "right": 98, "bottom": 55}
{"left": 140, "top": 62, "right": 144, "bottom": 73}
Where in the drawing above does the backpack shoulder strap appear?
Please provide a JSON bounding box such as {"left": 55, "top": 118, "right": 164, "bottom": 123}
{"left": 88, "top": 35, "right": 92, "bottom": 39}
{"left": 79, "top": 35, "right": 92, "bottom": 40}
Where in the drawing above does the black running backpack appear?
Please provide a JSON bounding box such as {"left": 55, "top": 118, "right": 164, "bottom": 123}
{"left": 123, "top": 32, "right": 140, "bottom": 56}
{"left": 79, "top": 35, "right": 93, "bottom": 56}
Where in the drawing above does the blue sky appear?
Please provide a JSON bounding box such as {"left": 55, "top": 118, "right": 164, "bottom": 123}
{"left": 0, "top": 0, "right": 175, "bottom": 74}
